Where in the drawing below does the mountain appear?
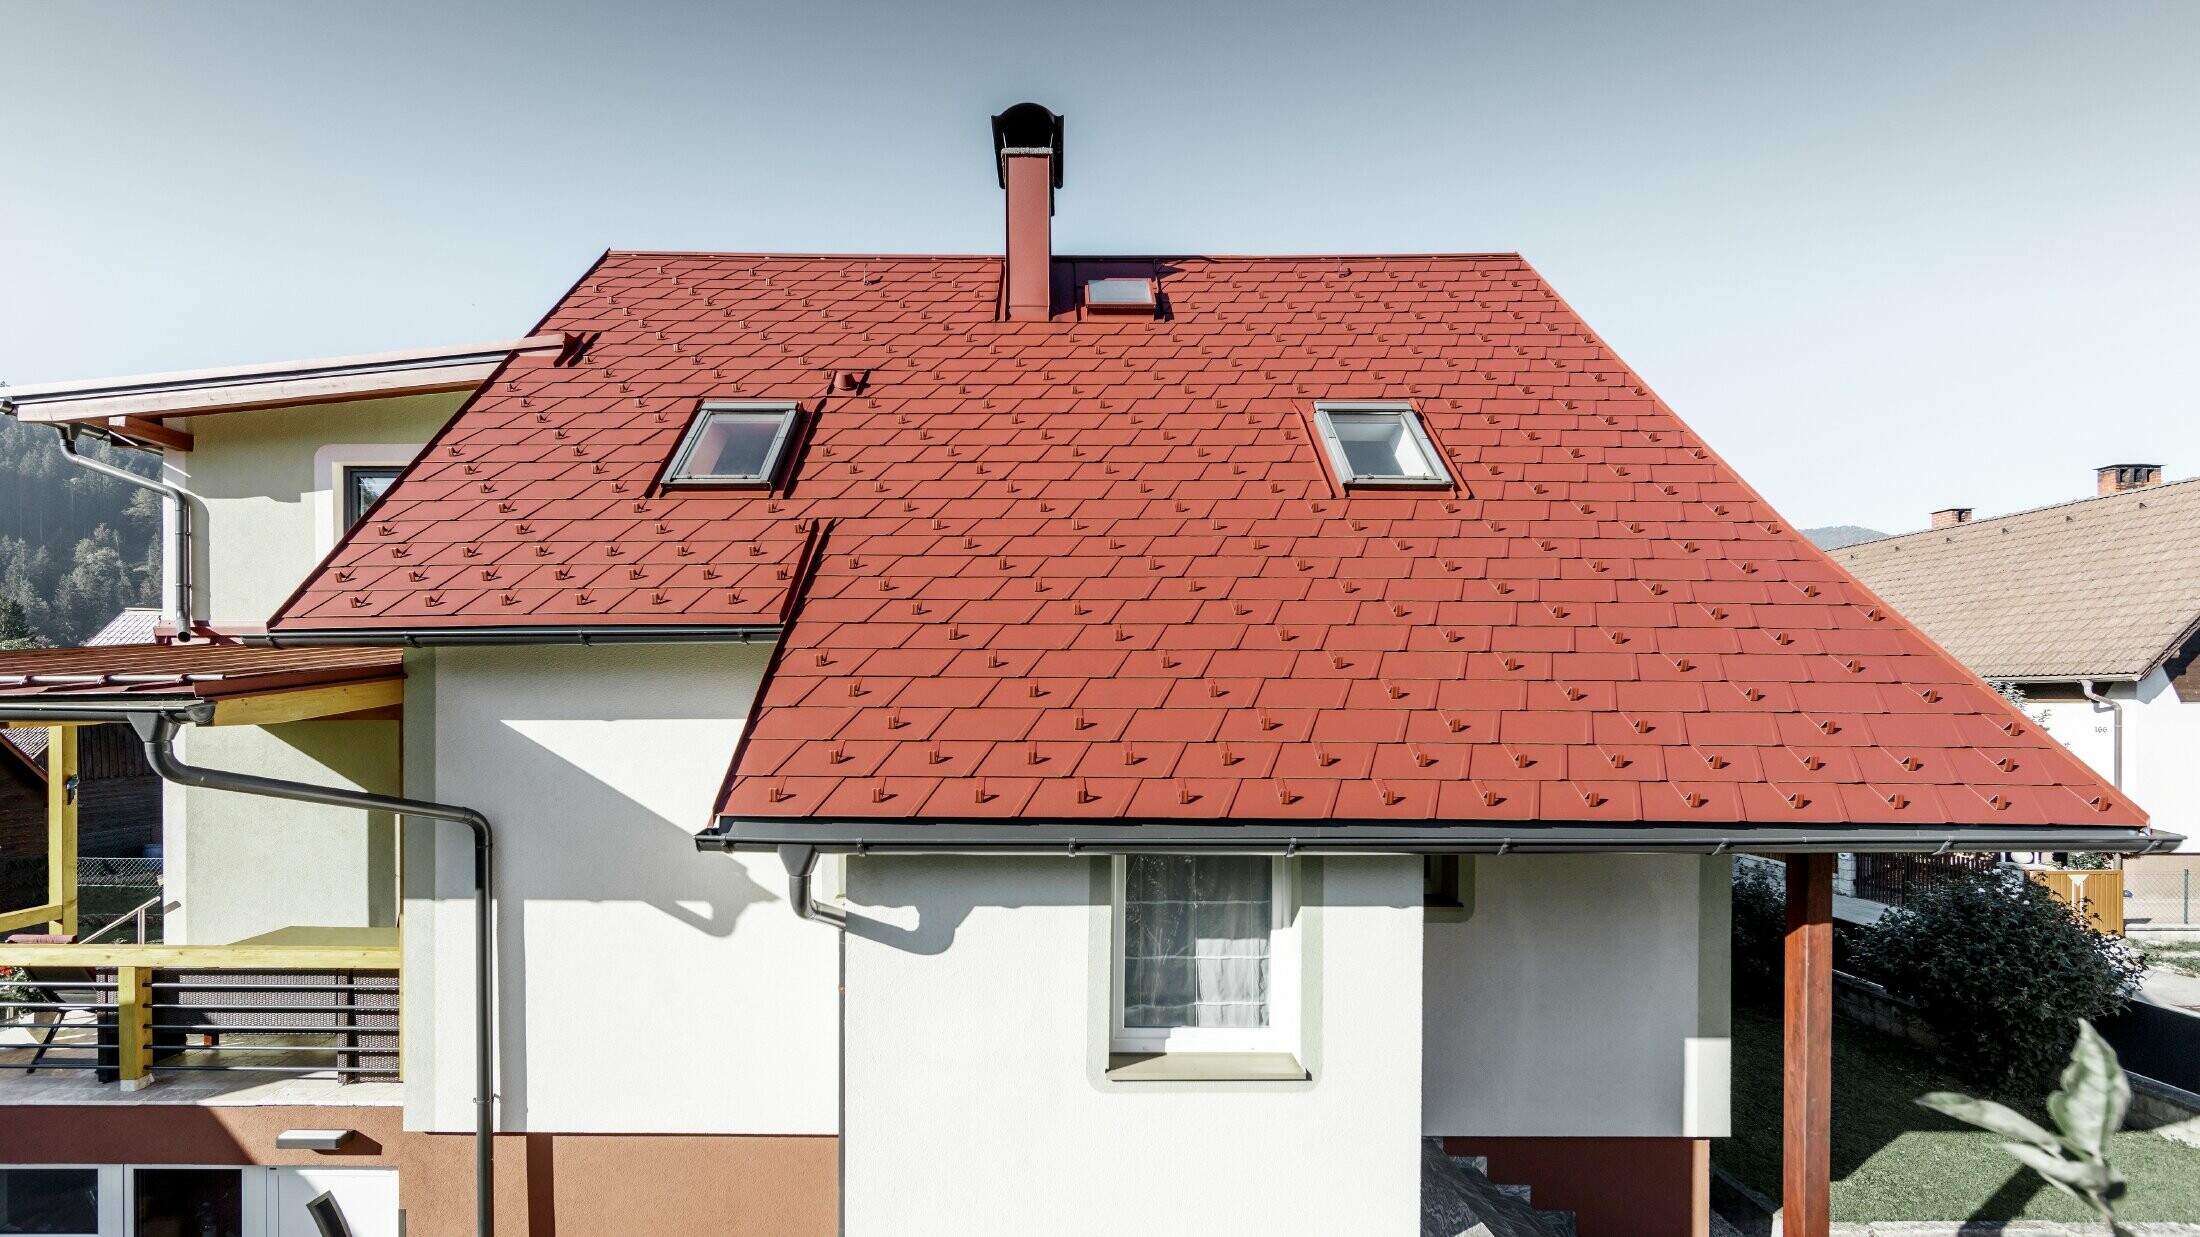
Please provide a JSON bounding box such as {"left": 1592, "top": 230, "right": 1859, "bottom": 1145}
{"left": 1802, "top": 524, "right": 1889, "bottom": 550}
{"left": 0, "top": 413, "right": 161, "bottom": 646}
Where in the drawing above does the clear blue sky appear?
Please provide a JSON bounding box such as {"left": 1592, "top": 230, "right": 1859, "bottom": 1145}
{"left": 3, "top": 0, "right": 2194, "bottom": 534}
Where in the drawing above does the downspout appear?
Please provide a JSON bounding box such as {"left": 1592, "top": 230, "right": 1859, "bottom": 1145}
{"left": 56, "top": 425, "right": 193, "bottom": 637}
{"left": 2080, "top": 679, "right": 2124, "bottom": 790}
{"left": 775, "top": 843, "right": 844, "bottom": 927}
{"left": 128, "top": 714, "right": 499, "bottom": 1237}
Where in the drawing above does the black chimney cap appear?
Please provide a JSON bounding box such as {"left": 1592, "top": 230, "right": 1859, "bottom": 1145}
{"left": 991, "top": 103, "right": 1064, "bottom": 189}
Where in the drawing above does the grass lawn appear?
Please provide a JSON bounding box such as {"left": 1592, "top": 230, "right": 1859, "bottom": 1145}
{"left": 2140, "top": 940, "right": 2200, "bottom": 979}
{"left": 1715, "top": 1002, "right": 2200, "bottom": 1223}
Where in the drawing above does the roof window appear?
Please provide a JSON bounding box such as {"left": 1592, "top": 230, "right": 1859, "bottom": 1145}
{"left": 663, "top": 403, "right": 799, "bottom": 488}
{"left": 1312, "top": 403, "right": 1448, "bottom": 487}
{"left": 1084, "top": 277, "right": 1157, "bottom": 314}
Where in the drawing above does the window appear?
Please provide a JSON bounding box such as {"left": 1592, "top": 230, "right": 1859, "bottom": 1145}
{"left": 1312, "top": 403, "right": 1449, "bottom": 486}
{"left": 342, "top": 466, "right": 403, "bottom": 530}
{"left": 132, "top": 1169, "right": 241, "bottom": 1237}
{"left": 1113, "top": 855, "right": 1298, "bottom": 1054}
{"left": 1084, "top": 277, "right": 1156, "bottom": 313}
{"left": 1423, "top": 855, "right": 1473, "bottom": 920}
{"left": 0, "top": 1168, "right": 98, "bottom": 1235}
{"left": 663, "top": 403, "right": 800, "bottom": 488}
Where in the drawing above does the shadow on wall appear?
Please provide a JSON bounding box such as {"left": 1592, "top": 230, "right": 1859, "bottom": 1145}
{"left": 839, "top": 854, "right": 1098, "bottom": 956}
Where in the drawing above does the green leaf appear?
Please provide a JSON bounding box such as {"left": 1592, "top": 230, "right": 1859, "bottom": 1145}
{"left": 1917, "top": 1092, "right": 2059, "bottom": 1149}
{"left": 1999, "top": 1142, "right": 2114, "bottom": 1201}
{"left": 2049, "top": 1020, "right": 2130, "bottom": 1159}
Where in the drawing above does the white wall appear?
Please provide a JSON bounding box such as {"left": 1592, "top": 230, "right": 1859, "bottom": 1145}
{"left": 1423, "top": 854, "right": 1731, "bottom": 1139}
{"left": 2029, "top": 672, "right": 2200, "bottom": 853}
{"left": 165, "top": 720, "right": 400, "bottom": 945}
{"left": 166, "top": 392, "right": 461, "bottom": 628}
{"left": 841, "top": 854, "right": 1424, "bottom": 1237}
{"left": 403, "top": 643, "right": 839, "bottom": 1135}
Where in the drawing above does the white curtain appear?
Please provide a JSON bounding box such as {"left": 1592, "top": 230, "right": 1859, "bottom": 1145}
{"left": 1122, "top": 855, "right": 1272, "bottom": 1029}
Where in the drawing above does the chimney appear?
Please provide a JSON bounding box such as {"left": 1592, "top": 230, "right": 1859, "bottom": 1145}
{"left": 2096, "top": 463, "right": 2163, "bottom": 496}
{"left": 992, "top": 103, "right": 1063, "bottom": 322}
{"left": 1931, "top": 507, "right": 1973, "bottom": 528}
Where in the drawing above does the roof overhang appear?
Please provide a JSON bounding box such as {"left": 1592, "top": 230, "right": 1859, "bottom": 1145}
{"left": 246, "top": 625, "right": 782, "bottom": 647}
{"left": 701, "top": 817, "right": 2181, "bottom": 857}
{"left": 0, "top": 334, "right": 570, "bottom": 426}
{"left": 0, "top": 644, "right": 405, "bottom": 726}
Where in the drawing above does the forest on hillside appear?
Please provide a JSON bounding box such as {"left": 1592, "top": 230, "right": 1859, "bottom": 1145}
{"left": 0, "top": 414, "right": 161, "bottom": 648}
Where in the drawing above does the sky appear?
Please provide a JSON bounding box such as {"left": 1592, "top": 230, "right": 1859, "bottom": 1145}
{"left": 2, "top": 0, "right": 2195, "bottom": 534}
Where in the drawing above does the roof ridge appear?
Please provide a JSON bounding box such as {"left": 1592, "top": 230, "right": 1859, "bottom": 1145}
{"left": 601, "top": 249, "right": 1528, "bottom": 263}
{"left": 1843, "top": 475, "right": 2200, "bottom": 550}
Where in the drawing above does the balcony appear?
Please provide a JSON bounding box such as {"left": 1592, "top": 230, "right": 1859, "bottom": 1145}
{"left": 0, "top": 928, "right": 399, "bottom": 1102}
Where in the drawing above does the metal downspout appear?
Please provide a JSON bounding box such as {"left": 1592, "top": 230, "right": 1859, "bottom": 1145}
{"left": 128, "top": 714, "right": 499, "bottom": 1237}
{"left": 56, "top": 426, "right": 194, "bottom": 635}
{"left": 775, "top": 844, "right": 844, "bottom": 926}
{"left": 2080, "top": 679, "right": 2124, "bottom": 790}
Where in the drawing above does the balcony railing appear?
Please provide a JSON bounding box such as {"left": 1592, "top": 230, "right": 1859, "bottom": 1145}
{"left": 0, "top": 939, "right": 399, "bottom": 1088}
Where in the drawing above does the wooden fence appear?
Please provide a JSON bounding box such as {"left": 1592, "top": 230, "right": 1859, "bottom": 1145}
{"left": 2029, "top": 867, "right": 2125, "bottom": 936}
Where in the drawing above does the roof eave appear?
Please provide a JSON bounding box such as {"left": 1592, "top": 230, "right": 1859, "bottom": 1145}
{"left": 247, "top": 625, "right": 784, "bottom": 647}
{"left": 701, "top": 817, "right": 2177, "bottom": 857}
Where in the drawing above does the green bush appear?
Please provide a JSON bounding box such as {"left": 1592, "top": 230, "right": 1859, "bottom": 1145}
{"left": 1732, "top": 861, "right": 1788, "bottom": 996}
{"left": 1852, "top": 868, "right": 2143, "bottom": 1094}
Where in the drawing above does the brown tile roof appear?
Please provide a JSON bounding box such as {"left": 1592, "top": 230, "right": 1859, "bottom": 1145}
{"left": 0, "top": 643, "right": 403, "bottom": 702}
{"left": 1836, "top": 478, "right": 2200, "bottom": 681}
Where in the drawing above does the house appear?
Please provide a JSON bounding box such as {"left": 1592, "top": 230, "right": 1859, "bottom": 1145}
{"left": 0, "top": 105, "right": 2174, "bottom": 1237}
{"left": 1837, "top": 470, "right": 2200, "bottom": 911}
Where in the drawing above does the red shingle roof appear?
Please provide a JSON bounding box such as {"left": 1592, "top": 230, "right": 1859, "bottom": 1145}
{"left": 271, "top": 251, "right": 2143, "bottom": 831}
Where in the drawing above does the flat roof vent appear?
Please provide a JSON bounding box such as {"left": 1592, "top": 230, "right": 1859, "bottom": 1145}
{"left": 1084, "top": 277, "right": 1156, "bottom": 315}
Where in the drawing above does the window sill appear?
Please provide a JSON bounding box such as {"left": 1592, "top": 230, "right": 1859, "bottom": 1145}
{"left": 1105, "top": 1052, "right": 1309, "bottom": 1082}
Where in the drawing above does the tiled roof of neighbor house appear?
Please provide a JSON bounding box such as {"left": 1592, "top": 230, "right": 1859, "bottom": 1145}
{"left": 0, "top": 610, "right": 164, "bottom": 767}
{"left": 1837, "top": 478, "right": 2200, "bottom": 681}
{"left": 269, "top": 251, "right": 2143, "bottom": 832}
{"left": 0, "top": 643, "right": 402, "bottom": 701}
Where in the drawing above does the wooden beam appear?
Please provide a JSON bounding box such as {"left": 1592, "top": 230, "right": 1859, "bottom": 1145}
{"left": 115, "top": 966, "right": 153, "bottom": 1087}
{"left": 106, "top": 416, "right": 194, "bottom": 453}
{"left": 208, "top": 678, "right": 404, "bottom": 726}
{"left": 1784, "top": 853, "right": 1834, "bottom": 1237}
{"left": 0, "top": 902, "right": 66, "bottom": 935}
{"left": 47, "top": 726, "right": 78, "bottom": 936}
{"left": 0, "top": 942, "right": 400, "bottom": 970}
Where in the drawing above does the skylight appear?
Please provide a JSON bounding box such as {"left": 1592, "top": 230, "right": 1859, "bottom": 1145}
{"left": 1312, "top": 404, "right": 1448, "bottom": 486}
{"left": 1085, "top": 277, "right": 1157, "bottom": 312}
{"left": 663, "top": 403, "right": 799, "bottom": 487}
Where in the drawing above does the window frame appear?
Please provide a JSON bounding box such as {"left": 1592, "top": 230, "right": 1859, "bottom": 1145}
{"left": 0, "top": 1165, "right": 118, "bottom": 1237}
{"left": 341, "top": 464, "right": 405, "bottom": 531}
{"left": 1311, "top": 402, "right": 1452, "bottom": 488}
{"left": 1108, "top": 854, "right": 1301, "bottom": 1056}
{"left": 1083, "top": 277, "right": 1157, "bottom": 314}
{"left": 660, "top": 402, "right": 801, "bottom": 489}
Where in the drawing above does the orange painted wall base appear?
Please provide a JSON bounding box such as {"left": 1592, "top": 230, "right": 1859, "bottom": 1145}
{"left": 0, "top": 1105, "right": 836, "bottom": 1237}
{"left": 1441, "top": 1135, "right": 1709, "bottom": 1237}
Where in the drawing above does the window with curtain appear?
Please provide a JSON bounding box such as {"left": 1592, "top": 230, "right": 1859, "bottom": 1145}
{"left": 1120, "top": 854, "right": 1275, "bottom": 1035}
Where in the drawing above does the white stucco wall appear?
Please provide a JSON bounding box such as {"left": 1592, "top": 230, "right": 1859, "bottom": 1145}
{"left": 1423, "top": 854, "right": 1732, "bottom": 1139}
{"left": 2030, "top": 672, "right": 2200, "bottom": 853}
{"left": 164, "top": 720, "right": 400, "bottom": 945}
{"left": 402, "top": 643, "right": 838, "bottom": 1136}
{"left": 165, "top": 392, "right": 461, "bottom": 627}
{"left": 841, "top": 854, "right": 1424, "bottom": 1237}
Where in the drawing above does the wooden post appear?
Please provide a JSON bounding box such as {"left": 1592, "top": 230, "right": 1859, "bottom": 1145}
{"left": 46, "top": 725, "right": 79, "bottom": 936}
{"left": 114, "top": 964, "right": 153, "bottom": 1089}
{"left": 1784, "top": 853, "right": 1834, "bottom": 1237}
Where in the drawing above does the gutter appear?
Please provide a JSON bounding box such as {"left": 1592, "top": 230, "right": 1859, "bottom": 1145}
{"left": 701, "top": 818, "right": 2183, "bottom": 859}
{"left": 2081, "top": 679, "right": 2125, "bottom": 791}
{"left": 56, "top": 426, "right": 193, "bottom": 635}
{"left": 243, "top": 626, "right": 781, "bottom": 647}
{"left": 3, "top": 702, "right": 500, "bottom": 1237}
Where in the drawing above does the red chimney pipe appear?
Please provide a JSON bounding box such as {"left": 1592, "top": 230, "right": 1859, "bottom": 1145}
{"left": 992, "top": 104, "right": 1063, "bottom": 322}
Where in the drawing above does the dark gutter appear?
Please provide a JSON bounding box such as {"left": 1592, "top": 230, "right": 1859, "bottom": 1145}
{"left": 701, "top": 817, "right": 2181, "bottom": 858}
{"left": 0, "top": 701, "right": 501, "bottom": 1237}
{"left": 244, "top": 626, "right": 782, "bottom": 648}
{"left": 128, "top": 715, "right": 499, "bottom": 1237}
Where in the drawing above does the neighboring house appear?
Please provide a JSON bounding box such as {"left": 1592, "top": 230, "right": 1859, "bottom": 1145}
{"left": 0, "top": 106, "right": 2173, "bottom": 1237}
{"left": 1838, "top": 469, "right": 2200, "bottom": 883}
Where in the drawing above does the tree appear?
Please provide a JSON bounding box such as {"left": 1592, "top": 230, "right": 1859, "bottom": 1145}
{"left": 0, "top": 597, "right": 35, "bottom": 648}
